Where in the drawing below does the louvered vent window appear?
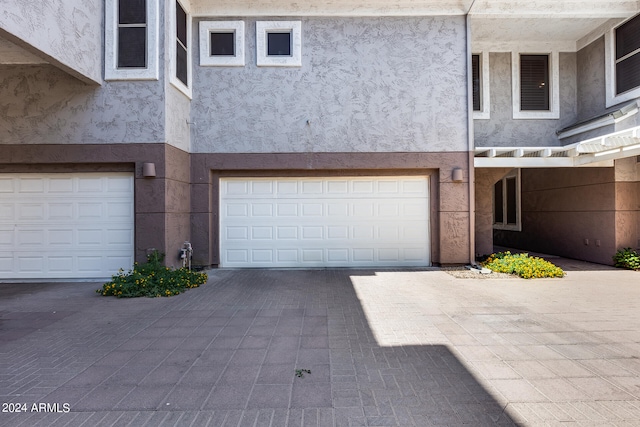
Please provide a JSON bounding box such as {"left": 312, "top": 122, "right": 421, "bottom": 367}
{"left": 520, "top": 55, "right": 549, "bottom": 111}
{"left": 615, "top": 14, "right": 640, "bottom": 95}
{"left": 472, "top": 54, "right": 481, "bottom": 111}
{"left": 176, "top": 1, "right": 188, "bottom": 86}
{"left": 117, "top": 0, "right": 147, "bottom": 68}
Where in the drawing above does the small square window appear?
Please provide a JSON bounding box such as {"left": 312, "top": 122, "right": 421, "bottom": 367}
{"left": 211, "top": 32, "right": 235, "bottom": 56}
{"left": 199, "top": 21, "right": 244, "bottom": 67}
{"left": 267, "top": 32, "right": 292, "bottom": 56}
{"left": 257, "top": 21, "right": 301, "bottom": 67}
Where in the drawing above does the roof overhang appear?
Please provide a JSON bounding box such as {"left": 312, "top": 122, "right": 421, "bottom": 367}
{"left": 475, "top": 126, "right": 640, "bottom": 168}
{"left": 190, "top": 0, "right": 638, "bottom": 18}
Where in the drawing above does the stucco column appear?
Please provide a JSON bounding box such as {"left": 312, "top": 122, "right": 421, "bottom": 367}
{"left": 474, "top": 168, "right": 511, "bottom": 257}
{"left": 614, "top": 157, "right": 640, "bottom": 251}
{"left": 438, "top": 167, "right": 471, "bottom": 264}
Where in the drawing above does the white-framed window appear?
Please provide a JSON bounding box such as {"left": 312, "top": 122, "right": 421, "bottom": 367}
{"left": 472, "top": 51, "right": 490, "bottom": 120}
{"left": 493, "top": 169, "right": 521, "bottom": 231}
{"left": 256, "top": 21, "right": 302, "bottom": 67}
{"left": 512, "top": 51, "right": 559, "bottom": 119}
{"left": 170, "top": 0, "right": 192, "bottom": 98}
{"left": 605, "top": 13, "right": 640, "bottom": 108}
{"left": 105, "top": 0, "right": 159, "bottom": 81}
{"left": 199, "top": 21, "right": 245, "bottom": 67}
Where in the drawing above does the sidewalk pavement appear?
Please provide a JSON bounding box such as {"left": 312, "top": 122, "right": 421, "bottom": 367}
{"left": 0, "top": 261, "right": 639, "bottom": 426}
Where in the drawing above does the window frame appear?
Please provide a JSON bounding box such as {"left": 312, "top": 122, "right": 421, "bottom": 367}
{"left": 472, "top": 51, "right": 490, "bottom": 120}
{"left": 105, "top": 0, "right": 159, "bottom": 81}
{"left": 170, "top": 0, "right": 192, "bottom": 98}
{"left": 256, "top": 21, "right": 302, "bottom": 67}
{"left": 605, "top": 13, "right": 640, "bottom": 108}
{"left": 199, "top": 21, "right": 245, "bottom": 67}
{"left": 511, "top": 51, "right": 559, "bottom": 119}
{"left": 493, "top": 169, "right": 522, "bottom": 232}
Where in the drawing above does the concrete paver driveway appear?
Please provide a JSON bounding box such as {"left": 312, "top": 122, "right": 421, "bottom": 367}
{"left": 0, "top": 263, "right": 639, "bottom": 426}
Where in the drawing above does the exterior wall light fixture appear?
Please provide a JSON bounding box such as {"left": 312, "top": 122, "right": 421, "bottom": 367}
{"left": 142, "top": 162, "right": 156, "bottom": 178}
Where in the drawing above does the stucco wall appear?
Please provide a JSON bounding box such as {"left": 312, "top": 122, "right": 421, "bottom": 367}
{"left": 191, "top": 17, "right": 468, "bottom": 154}
{"left": 576, "top": 37, "right": 606, "bottom": 122}
{"left": 474, "top": 52, "right": 577, "bottom": 148}
{"left": 0, "top": 65, "right": 165, "bottom": 145}
{"left": 166, "top": 85, "right": 192, "bottom": 152}
{"left": 0, "top": 0, "right": 102, "bottom": 84}
{"left": 474, "top": 167, "right": 511, "bottom": 257}
{"left": 494, "top": 167, "right": 621, "bottom": 265}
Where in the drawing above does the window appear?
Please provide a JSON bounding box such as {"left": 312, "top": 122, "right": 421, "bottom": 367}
{"left": 494, "top": 170, "right": 521, "bottom": 231}
{"left": 117, "top": 0, "right": 146, "bottom": 68}
{"left": 605, "top": 13, "right": 640, "bottom": 107}
{"left": 472, "top": 54, "right": 481, "bottom": 111}
{"left": 176, "top": 2, "right": 188, "bottom": 86}
{"left": 512, "top": 51, "right": 559, "bottom": 119}
{"left": 472, "top": 51, "right": 490, "bottom": 119}
{"left": 520, "top": 55, "right": 549, "bottom": 111}
{"left": 256, "top": 21, "right": 302, "bottom": 67}
{"left": 170, "top": 0, "right": 191, "bottom": 97}
{"left": 105, "top": 0, "right": 159, "bottom": 80}
{"left": 199, "top": 21, "right": 245, "bottom": 67}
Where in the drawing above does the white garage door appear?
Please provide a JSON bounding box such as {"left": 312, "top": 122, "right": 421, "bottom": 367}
{"left": 220, "top": 176, "right": 430, "bottom": 267}
{"left": 0, "top": 173, "right": 135, "bottom": 279}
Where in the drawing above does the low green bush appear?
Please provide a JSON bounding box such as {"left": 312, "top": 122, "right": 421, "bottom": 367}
{"left": 613, "top": 247, "right": 640, "bottom": 271}
{"left": 481, "top": 251, "right": 565, "bottom": 279}
{"left": 96, "top": 251, "right": 208, "bottom": 298}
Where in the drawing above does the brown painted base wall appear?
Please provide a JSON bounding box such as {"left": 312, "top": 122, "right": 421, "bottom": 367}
{"left": 492, "top": 159, "right": 639, "bottom": 265}
{"left": 2, "top": 145, "right": 473, "bottom": 269}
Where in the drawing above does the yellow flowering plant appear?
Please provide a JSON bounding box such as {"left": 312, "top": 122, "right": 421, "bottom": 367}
{"left": 480, "top": 251, "right": 565, "bottom": 279}
{"left": 96, "top": 251, "right": 208, "bottom": 297}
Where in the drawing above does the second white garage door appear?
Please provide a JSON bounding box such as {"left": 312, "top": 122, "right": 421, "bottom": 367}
{"left": 0, "top": 173, "right": 134, "bottom": 279}
{"left": 220, "top": 176, "right": 430, "bottom": 267}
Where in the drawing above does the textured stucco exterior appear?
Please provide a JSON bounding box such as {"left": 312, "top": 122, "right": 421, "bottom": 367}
{"left": 474, "top": 167, "right": 511, "bottom": 257}
{"left": 576, "top": 37, "right": 607, "bottom": 122}
{"left": 191, "top": 17, "right": 468, "bottom": 154}
{"left": 0, "top": 65, "right": 165, "bottom": 145}
{"left": 0, "top": 0, "right": 102, "bottom": 84}
{"left": 474, "top": 52, "right": 578, "bottom": 148}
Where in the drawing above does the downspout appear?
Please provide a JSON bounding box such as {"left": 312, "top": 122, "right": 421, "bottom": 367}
{"left": 466, "top": 1, "right": 477, "bottom": 266}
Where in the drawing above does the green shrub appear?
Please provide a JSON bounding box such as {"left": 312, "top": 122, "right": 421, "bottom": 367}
{"left": 613, "top": 247, "right": 640, "bottom": 271}
{"left": 96, "top": 251, "right": 208, "bottom": 298}
{"left": 481, "top": 251, "right": 565, "bottom": 279}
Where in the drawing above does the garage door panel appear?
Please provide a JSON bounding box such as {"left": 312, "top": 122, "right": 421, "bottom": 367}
{"left": 251, "top": 227, "right": 272, "bottom": 239}
{"left": 18, "top": 256, "right": 44, "bottom": 272}
{"left": 0, "top": 173, "right": 134, "bottom": 279}
{"left": 49, "top": 177, "right": 74, "bottom": 192}
{"left": 48, "top": 257, "right": 74, "bottom": 273}
{"left": 48, "top": 229, "right": 74, "bottom": 245}
{"left": 78, "top": 177, "right": 103, "bottom": 193}
{"left": 0, "top": 229, "right": 13, "bottom": 246}
{"left": 0, "top": 257, "right": 12, "bottom": 272}
{"left": 78, "top": 203, "right": 103, "bottom": 219}
{"left": 18, "top": 204, "right": 45, "bottom": 220}
{"left": 19, "top": 178, "right": 45, "bottom": 193}
{"left": 221, "top": 177, "right": 430, "bottom": 267}
{"left": 49, "top": 204, "right": 74, "bottom": 219}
